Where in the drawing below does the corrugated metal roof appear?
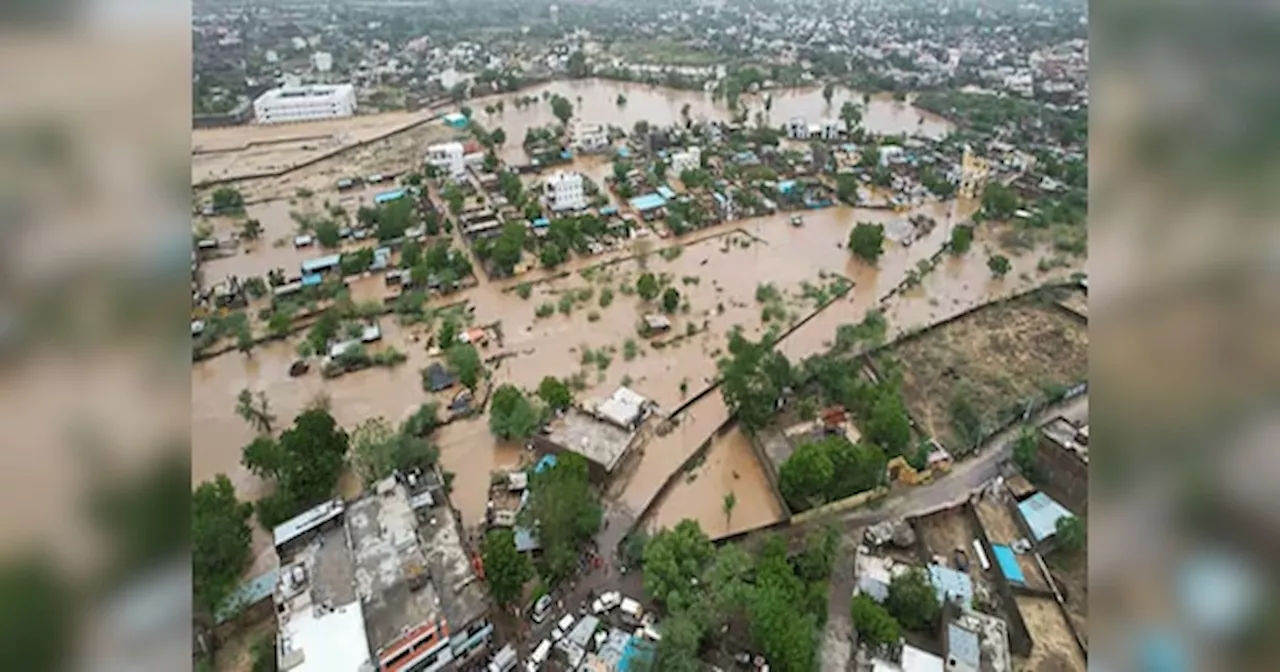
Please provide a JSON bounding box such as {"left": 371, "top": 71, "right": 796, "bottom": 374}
{"left": 928, "top": 564, "right": 974, "bottom": 608}
{"left": 991, "top": 544, "right": 1026, "bottom": 585}
{"left": 1016, "top": 492, "right": 1073, "bottom": 542}
{"left": 947, "top": 623, "right": 981, "bottom": 669}
{"left": 215, "top": 568, "right": 280, "bottom": 624}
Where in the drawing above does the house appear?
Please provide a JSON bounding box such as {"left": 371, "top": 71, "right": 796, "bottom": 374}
{"left": 821, "top": 118, "right": 846, "bottom": 140}
{"left": 426, "top": 142, "right": 467, "bottom": 181}
{"left": 544, "top": 171, "right": 588, "bottom": 212}
{"left": 443, "top": 112, "right": 468, "bottom": 128}
{"left": 574, "top": 123, "right": 610, "bottom": 153}
{"left": 787, "top": 116, "right": 809, "bottom": 139}
{"left": 669, "top": 147, "right": 702, "bottom": 175}
{"left": 945, "top": 622, "right": 981, "bottom": 672}
{"left": 928, "top": 564, "right": 974, "bottom": 609}
{"left": 1015, "top": 492, "right": 1074, "bottom": 544}
{"left": 593, "top": 387, "right": 652, "bottom": 431}
{"left": 870, "top": 644, "right": 945, "bottom": 672}
{"left": 424, "top": 362, "right": 457, "bottom": 392}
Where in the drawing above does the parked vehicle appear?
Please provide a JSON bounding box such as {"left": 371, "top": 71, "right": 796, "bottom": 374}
{"left": 525, "top": 639, "right": 551, "bottom": 671}
{"left": 591, "top": 591, "right": 622, "bottom": 614}
{"left": 790, "top": 214, "right": 803, "bottom": 226}
{"left": 530, "top": 595, "right": 552, "bottom": 623}
{"left": 552, "top": 614, "right": 575, "bottom": 641}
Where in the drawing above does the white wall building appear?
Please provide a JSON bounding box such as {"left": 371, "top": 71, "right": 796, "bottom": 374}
{"left": 253, "top": 84, "right": 357, "bottom": 124}
{"left": 786, "top": 116, "right": 809, "bottom": 139}
{"left": 544, "top": 171, "right": 587, "bottom": 212}
{"left": 574, "top": 123, "right": 610, "bottom": 153}
{"left": 820, "top": 118, "right": 846, "bottom": 140}
{"left": 669, "top": 147, "right": 702, "bottom": 175}
{"left": 426, "top": 142, "right": 467, "bottom": 181}
{"left": 311, "top": 51, "right": 332, "bottom": 73}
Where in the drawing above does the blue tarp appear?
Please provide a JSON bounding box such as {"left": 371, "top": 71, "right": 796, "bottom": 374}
{"left": 778, "top": 179, "right": 798, "bottom": 194}
{"left": 1017, "top": 492, "right": 1074, "bottom": 542}
{"left": 991, "top": 545, "right": 1026, "bottom": 585}
{"left": 374, "top": 188, "right": 406, "bottom": 204}
{"left": 617, "top": 147, "right": 632, "bottom": 158}
{"left": 630, "top": 193, "right": 667, "bottom": 212}
{"left": 656, "top": 186, "right": 676, "bottom": 200}
{"left": 532, "top": 217, "right": 550, "bottom": 228}
{"left": 535, "top": 454, "right": 557, "bottom": 473}
{"left": 560, "top": 149, "right": 574, "bottom": 160}
{"left": 618, "top": 636, "right": 656, "bottom": 672}
{"left": 443, "top": 113, "right": 468, "bottom": 128}
{"left": 301, "top": 273, "right": 323, "bottom": 287}
{"left": 513, "top": 526, "right": 541, "bottom": 552}
{"left": 600, "top": 206, "right": 619, "bottom": 216}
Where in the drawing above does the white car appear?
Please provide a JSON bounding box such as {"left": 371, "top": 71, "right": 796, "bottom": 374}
{"left": 551, "top": 614, "right": 575, "bottom": 641}
{"left": 530, "top": 595, "right": 552, "bottom": 624}
{"left": 526, "top": 639, "right": 551, "bottom": 671}
{"left": 592, "top": 591, "right": 622, "bottom": 614}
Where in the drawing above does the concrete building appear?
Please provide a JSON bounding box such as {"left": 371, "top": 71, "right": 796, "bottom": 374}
{"left": 820, "top": 118, "right": 846, "bottom": 140}
{"left": 573, "top": 123, "right": 610, "bottom": 153}
{"left": 351, "top": 474, "right": 493, "bottom": 672}
{"left": 870, "top": 644, "right": 945, "bottom": 672}
{"left": 543, "top": 171, "right": 588, "bottom": 212}
{"left": 786, "top": 116, "right": 809, "bottom": 139}
{"left": 254, "top": 84, "right": 357, "bottom": 124}
{"left": 669, "top": 147, "right": 702, "bottom": 175}
{"left": 426, "top": 142, "right": 467, "bottom": 181}
{"left": 533, "top": 409, "right": 636, "bottom": 482}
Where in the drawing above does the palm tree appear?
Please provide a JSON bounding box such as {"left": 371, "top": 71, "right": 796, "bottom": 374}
{"left": 235, "top": 389, "right": 275, "bottom": 434}
{"left": 723, "top": 491, "right": 737, "bottom": 526}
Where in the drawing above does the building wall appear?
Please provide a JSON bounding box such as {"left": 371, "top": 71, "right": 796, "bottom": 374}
{"left": 254, "top": 85, "right": 357, "bottom": 124}
{"left": 426, "top": 143, "right": 467, "bottom": 181}
{"left": 1032, "top": 435, "right": 1088, "bottom": 515}
{"left": 545, "top": 172, "right": 586, "bottom": 211}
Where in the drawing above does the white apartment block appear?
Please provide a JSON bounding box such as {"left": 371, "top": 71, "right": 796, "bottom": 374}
{"left": 310, "top": 51, "right": 333, "bottom": 73}
{"left": 669, "top": 147, "right": 701, "bottom": 175}
{"left": 786, "top": 116, "right": 809, "bottom": 139}
{"left": 820, "top": 118, "right": 846, "bottom": 140}
{"left": 253, "top": 84, "right": 357, "bottom": 124}
{"left": 544, "top": 171, "right": 587, "bottom": 212}
{"left": 574, "top": 123, "right": 610, "bottom": 153}
{"left": 426, "top": 142, "right": 468, "bottom": 181}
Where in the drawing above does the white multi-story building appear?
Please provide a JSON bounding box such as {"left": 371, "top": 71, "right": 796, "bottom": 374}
{"left": 253, "top": 84, "right": 357, "bottom": 124}
{"left": 786, "top": 116, "right": 809, "bottom": 139}
{"left": 820, "top": 119, "right": 846, "bottom": 140}
{"left": 426, "top": 142, "right": 467, "bottom": 181}
{"left": 669, "top": 147, "right": 702, "bottom": 175}
{"left": 573, "top": 123, "right": 609, "bottom": 153}
{"left": 544, "top": 171, "right": 587, "bottom": 212}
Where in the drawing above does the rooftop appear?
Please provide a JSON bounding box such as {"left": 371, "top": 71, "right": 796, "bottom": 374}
{"left": 947, "top": 622, "right": 981, "bottom": 670}
{"left": 928, "top": 564, "right": 974, "bottom": 609}
{"left": 952, "top": 610, "right": 1012, "bottom": 672}
{"left": 990, "top": 544, "right": 1026, "bottom": 586}
{"left": 1016, "top": 492, "right": 1074, "bottom": 543}
{"left": 871, "top": 644, "right": 945, "bottom": 672}
{"left": 273, "top": 499, "right": 344, "bottom": 551}
{"left": 1040, "top": 416, "right": 1089, "bottom": 463}
{"left": 258, "top": 84, "right": 353, "bottom": 103}
{"left": 629, "top": 193, "right": 667, "bottom": 212}
{"left": 274, "top": 526, "right": 367, "bottom": 672}
{"left": 592, "top": 386, "right": 651, "bottom": 430}
{"left": 216, "top": 568, "right": 280, "bottom": 624}
{"left": 542, "top": 408, "right": 635, "bottom": 473}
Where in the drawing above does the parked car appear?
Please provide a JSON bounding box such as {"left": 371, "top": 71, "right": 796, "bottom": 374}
{"left": 592, "top": 591, "right": 622, "bottom": 614}
{"left": 530, "top": 595, "right": 552, "bottom": 623}
{"left": 552, "top": 614, "right": 575, "bottom": 641}
{"left": 525, "top": 639, "right": 551, "bottom": 671}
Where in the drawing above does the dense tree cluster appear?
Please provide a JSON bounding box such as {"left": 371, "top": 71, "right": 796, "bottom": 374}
{"left": 778, "top": 436, "right": 887, "bottom": 512}
{"left": 717, "top": 330, "right": 793, "bottom": 433}
{"left": 240, "top": 408, "right": 350, "bottom": 528}
{"left": 520, "top": 453, "right": 602, "bottom": 585}
{"left": 488, "top": 384, "right": 542, "bottom": 440}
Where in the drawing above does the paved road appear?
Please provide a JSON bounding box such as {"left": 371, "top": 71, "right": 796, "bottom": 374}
{"left": 836, "top": 394, "right": 1089, "bottom": 529}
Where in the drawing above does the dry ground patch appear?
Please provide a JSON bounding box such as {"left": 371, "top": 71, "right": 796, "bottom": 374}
{"left": 889, "top": 296, "right": 1087, "bottom": 453}
{"left": 1046, "top": 546, "right": 1088, "bottom": 649}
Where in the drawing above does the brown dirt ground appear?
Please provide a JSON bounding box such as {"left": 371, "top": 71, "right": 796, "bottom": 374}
{"left": 212, "top": 617, "right": 274, "bottom": 672}
{"left": 973, "top": 498, "right": 1048, "bottom": 591}
{"left": 915, "top": 506, "right": 980, "bottom": 565}
{"left": 1047, "top": 546, "right": 1088, "bottom": 648}
{"left": 889, "top": 298, "right": 1088, "bottom": 453}
{"left": 1014, "top": 595, "right": 1086, "bottom": 672}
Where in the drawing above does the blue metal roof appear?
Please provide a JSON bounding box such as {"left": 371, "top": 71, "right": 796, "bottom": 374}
{"left": 215, "top": 568, "right": 280, "bottom": 624}
{"left": 374, "top": 188, "right": 406, "bottom": 204}
{"left": 617, "top": 147, "right": 632, "bottom": 158}
{"left": 713, "top": 192, "right": 728, "bottom": 205}
{"left": 600, "top": 206, "right": 619, "bottom": 216}
{"left": 560, "top": 149, "right": 574, "bottom": 160}
{"left": 777, "top": 179, "right": 798, "bottom": 193}
{"left": 532, "top": 217, "right": 550, "bottom": 228}
{"left": 991, "top": 544, "right": 1026, "bottom": 585}
{"left": 513, "top": 526, "right": 541, "bottom": 552}
{"left": 1017, "top": 492, "right": 1074, "bottom": 542}
{"left": 629, "top": 193, "right": 667, "bottom": 211}
{"left": 300, "top": 272, "right": 323, "bottom": 287}
{"left": 301, "top": 254, "right": 341, "bottom": 274}
{"left": 443, "top": 112, "right": 468, "bottom": 128}
{"left": 535, "top": 454, "right": 557, "bottom": 473}
{"left": 656, "top": 186, "right": 676, "bottom": 200}
{"left": 928, "top": 564, "right": 974, "bottom": 608}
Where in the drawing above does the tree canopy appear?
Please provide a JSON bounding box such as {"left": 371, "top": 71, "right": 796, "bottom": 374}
{"left": 717, "top": 330, "right": 793, "bottom": 433}
{"left": 886, "top": 567, "right": 941, "bottom": 631}
{"left": 193, "top": 475, "right": 254, "bottom": 617}
{"left": 446, "top": 343, "right": 484, "bottom": 392}
{"left": 550, "top": 94, "right": 574, "bottom": 125}
{"left": 481, "top": 528, "right": 533, "bottom": 607}
{"left": 520, "top": 453, "right": 601, "bottom": 585}
{"left": 643, "top": 520, "right": 717, "bottom": 612}
{"left": 987, "top": 254, "right": 1011, "bottom": 277}
{"left": 537, "top": 376, "right": 574, "bottom": 412}
{"left": 242, "top": 408, "right": 349, "bottom": 527}
{"left": 636, "top": 272, "right": 660, "bottom": 301}
{"left": 1055, "top": 515, "right": 1086, "bottom": 552}
{"left": 661, "top": 287, "right": 681, "bottom": 314}
{"left": 949, "top": 224, "right": 974, "bottom": 255}
{"left": 848, "top": 222, "right": 885, "bottom": 263}
{"left": 778, "top": 436, "right": 887, "bottom": 512}
{"left": 488, "top": 384, "right": 542, "bottom": 441}
{"left": 851, "top": 594, "right": 901, "bottom": 653}
{"left": 350, "top": 417, "right": 439, "bottom": 487}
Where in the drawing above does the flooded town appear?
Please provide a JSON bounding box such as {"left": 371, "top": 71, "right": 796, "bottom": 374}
{"left": 192, "top": 1, "right": 1090, "bottom": 671}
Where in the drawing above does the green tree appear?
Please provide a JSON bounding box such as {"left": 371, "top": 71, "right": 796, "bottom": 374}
{"left": 245, "top": 408, "right": 350, "bottom": 528}
{"left": 636, "top": 273, "right": 660, "bottom": 301}
{"left": 653, "top": 608, "right": 705, "bottom": 672}
{"left": 442, "top": 183, "right": 465, "bottom": 214}
{"left": 836, "top": 173, "right": 859, "bottom": 204}
{"left": 981, "top": 183, "right": 1020, "bottom": 219}
{"left": 567, "top": 51, "right": 589, "bottom": 78}
{"left": 490, "top": 127, "right": 507, "bottom": 147}
{"left": 550, "top": 94, "right": 574, "bottom": 125}
{"left": 723, "top": 491, "right": 737, "bottom": 526}
{"left": 949, "top": 224, "right": 974, "bottom": 255}
{"left": 446, "top": 343, "right": 484, "bottom": 392}
{"left": 314, "top": 219, "right": 341, "bottom": 248}
{"left": 616, "top": 93, "right": 627, "bottom": 106}
{"left": 401, "top": 402, "right": 440, "bottom": 438}
{"left": 886, "top": 568, "right": 941, "bottom": 630}
{"left": 461, "top": 105, "right": 474, "bottom": 120}
{"left": 1055, "top": 515, "right": 1086, "bottom": 552}
{"left": 235, "top": 389, "right": 275, "bottom": 435}
{"left": 848, "top": 222, "right": 885, "bottom": 263}
{"left": 481, "top": 529, "right": 534, "bottom": 606}
{"left": 661, "top": 287, "right": 681, "bottom": 314}
{"left": 211, "top": 186, "right": 245, "bottom": 213}
{"left": 949, "top": 392, "right": 984, "bottom": 449}
{"left": 863, "top": 392, "right": 912, "bottom": 457}
{"left": 192, "top": 475, "right": 254, "bottom": 618}
{"left": 483, "top": 151, "right": 499, "bottom": 172}
{"left": 643, "top": 519, "right": 716, "bottom": 611}
{"left": 537, "top": 376, "right": 574, "bottom": 411}
{"left": 490, "top": 222, "right": 527, "bottom": 276}
{"left": 988, "top": 254, "right": 1011, "bottom": 278}
{"left": 778, "top": 439, "right": 835, "bottom": 512}
{"left": 240, "top": 218, "right": 263, "bottom": 240}
{"left": 839, "top": 101, "right": 863, "bottom": 134}
{"left": 350, "top": 417, "right": 438, "bottom": 487}
{"left": 401, "top": 239, "right": 423, "bottom": 268}
{"left": 612, "top": 159, "right": 631, "bottom": 183}
{"left": 488, "top": 384, "right": 542, "bottom": 440}
{"left": 520, "top": 453, "right": 601, "bottom": 585}
{"left": 822, "top": 82, "right": 835, "bottom": 105}
{"left": 1012, "top": 426, "right": 1039, "bottom": 477}
{"left": 375, "top": 198, "right": 414, "bottom": 241}
{"left": 850, "top": 594, "right": 901, "bottom": 652}
{"left": 717, "top": 330, "right": 793, "bottom": 433}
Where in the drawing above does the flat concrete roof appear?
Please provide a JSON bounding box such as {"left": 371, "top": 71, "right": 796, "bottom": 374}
{"left": 543, "top": 409, "right": 635, "bottom": 473}
{"left": 275, "top": 526, "right": 368, "bottom": 672}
